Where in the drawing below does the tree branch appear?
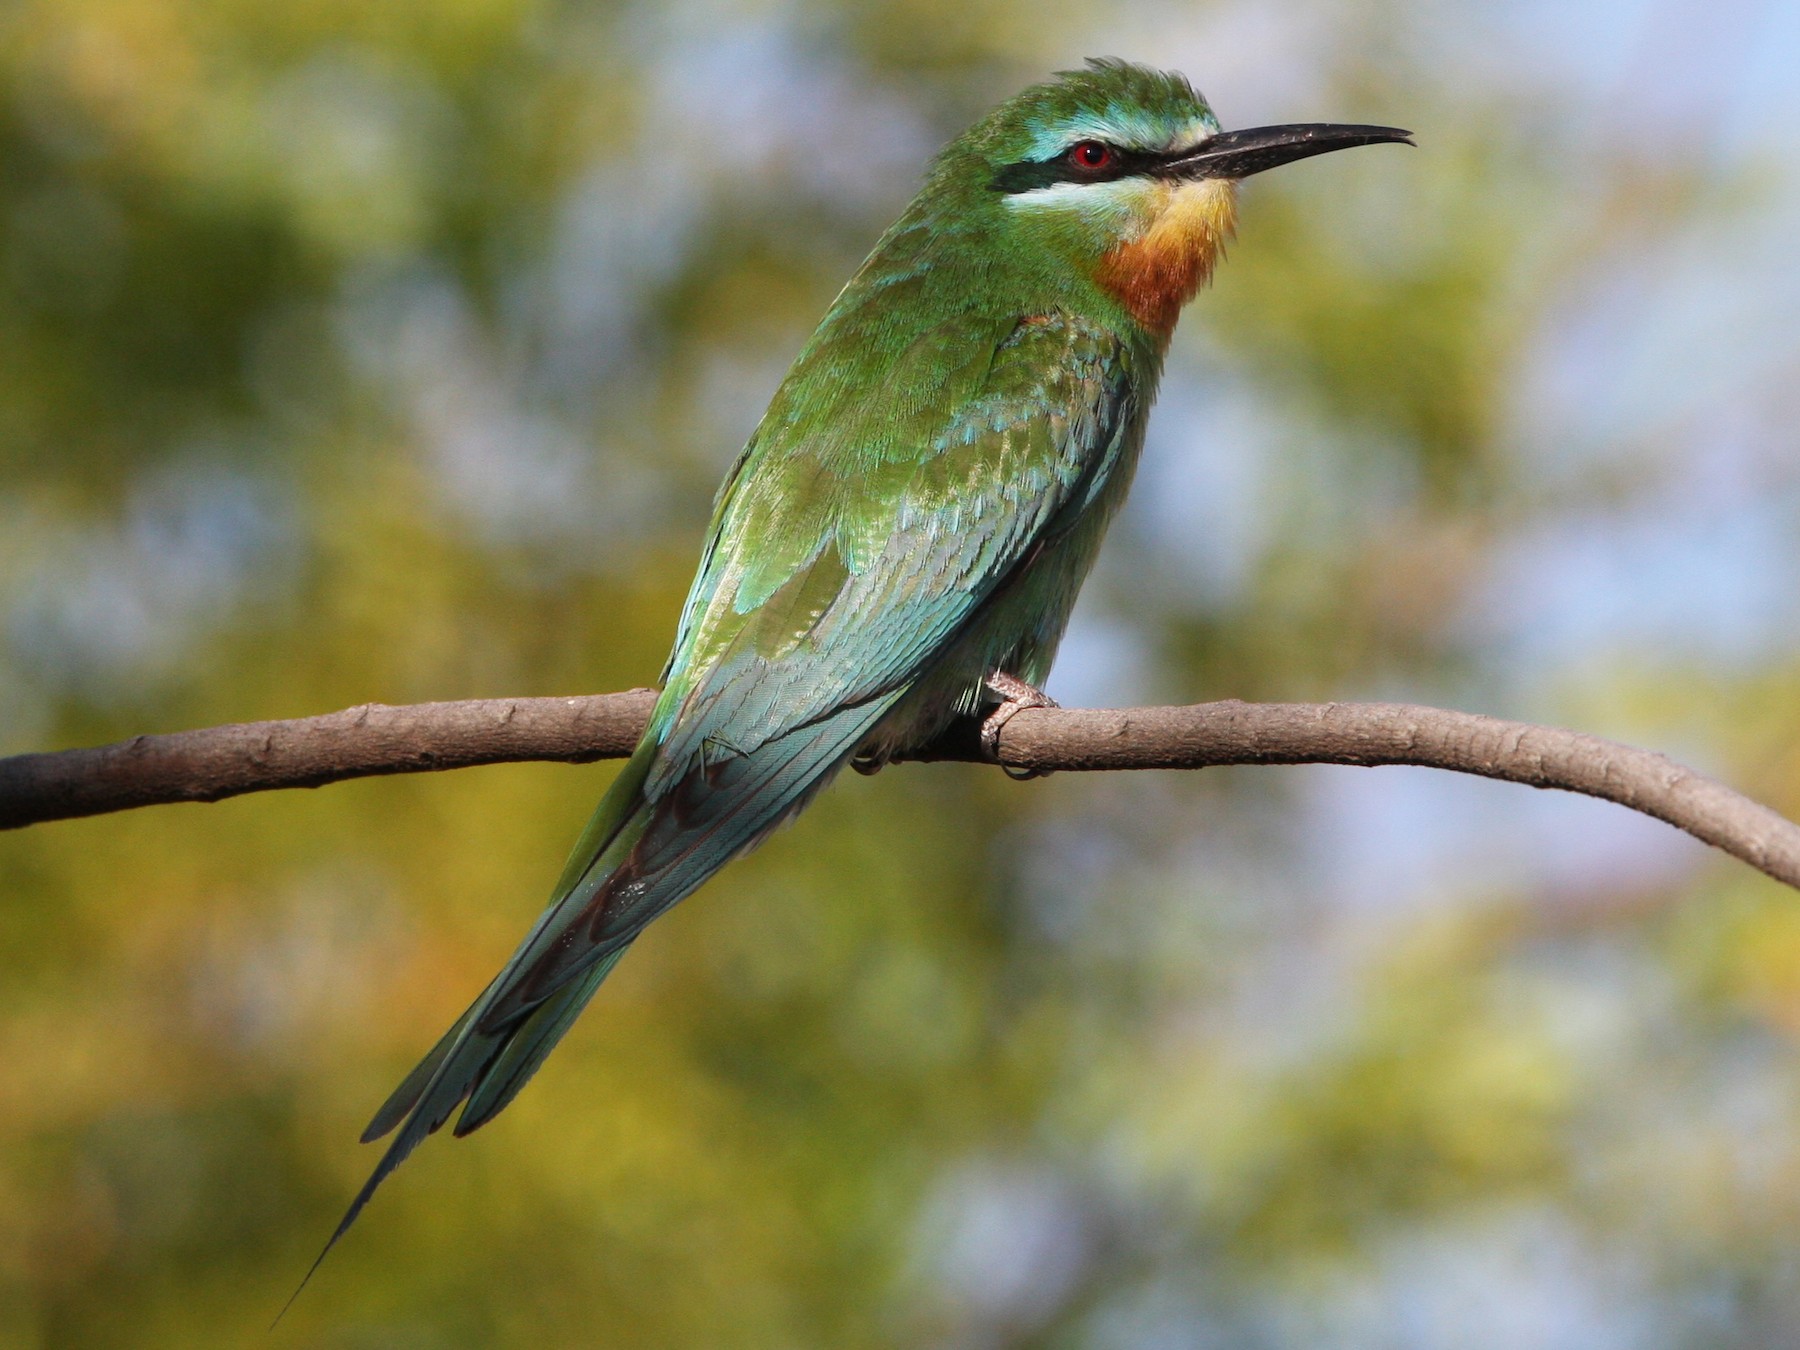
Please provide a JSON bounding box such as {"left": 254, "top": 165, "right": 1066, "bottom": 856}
{"left": 4, "top": 693, "right": 1797, "bottom": 892}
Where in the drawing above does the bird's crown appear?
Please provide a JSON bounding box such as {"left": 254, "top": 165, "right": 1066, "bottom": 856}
{"left": 959, "top": 57, "right": 1221, "bottom": 175}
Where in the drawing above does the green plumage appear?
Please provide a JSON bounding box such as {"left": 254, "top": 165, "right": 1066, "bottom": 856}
{"left": 291, "top": 58, "right": 1407, "bottom": 1289}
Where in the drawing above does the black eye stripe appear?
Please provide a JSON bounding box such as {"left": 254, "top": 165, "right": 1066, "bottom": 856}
{"left": 990, "top": 142, "right": 1163, "bottom": 194}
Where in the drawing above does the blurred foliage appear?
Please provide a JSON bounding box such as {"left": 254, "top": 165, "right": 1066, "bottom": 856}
{"left": 5, "top": 0, "right": 1800, "bottom": 1346}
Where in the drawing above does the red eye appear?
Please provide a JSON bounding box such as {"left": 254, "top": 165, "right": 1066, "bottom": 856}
{"left": 1070, "top": 140, "right": 1115, "bottom": 171}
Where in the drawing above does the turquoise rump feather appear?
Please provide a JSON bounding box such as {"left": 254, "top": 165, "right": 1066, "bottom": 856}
{"left": 296, "top": 59, "right": 1409, "bottom": 1286}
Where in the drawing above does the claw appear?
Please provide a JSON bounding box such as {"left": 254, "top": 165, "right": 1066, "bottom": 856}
{"left": 979, "top": 672, "right": 1058, "bottom": 777}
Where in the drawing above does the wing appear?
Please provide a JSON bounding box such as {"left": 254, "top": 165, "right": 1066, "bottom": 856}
{"left": 650, "top": 308, "right": 1138, "bottom": 792}
{"left": 476, "top": 310, "right": 1140, "bottom": 1027}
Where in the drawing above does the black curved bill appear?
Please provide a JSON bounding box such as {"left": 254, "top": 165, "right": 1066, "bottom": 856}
{"left": 1161, "top": 123, "right": 1414, "bottom": 180}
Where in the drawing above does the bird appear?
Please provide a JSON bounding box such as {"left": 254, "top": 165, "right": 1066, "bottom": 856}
{"left": 295, "top": 57, "right": 1409, "bottom": 1292}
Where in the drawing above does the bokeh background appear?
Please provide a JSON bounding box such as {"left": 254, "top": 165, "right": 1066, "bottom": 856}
{"left": 4, "top": 0, "right": 1800, "bottom": 1344}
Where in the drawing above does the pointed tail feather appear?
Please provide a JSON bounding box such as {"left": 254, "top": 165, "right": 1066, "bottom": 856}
{"left": 275, "top": 1002, "right": 503, "bottom": 1325}
{"left": 362, "top": 991, "right": 489, "bottom": 1142}
{"left": 285, "top": 692, "right": 901, "bottom": 1317}
{"left": 456, "top": 945, "right": 629, "bottom": 1136}
{"left": 279, "top": 742, "right": 661, "bottom": 1318}
{"left": 280, "top": 940, "right": 636, "bottom": 1320}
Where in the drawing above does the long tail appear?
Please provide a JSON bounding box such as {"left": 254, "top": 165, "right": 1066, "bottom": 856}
{"left": 280, "top": 694, "right": 900, "bottom": 1315}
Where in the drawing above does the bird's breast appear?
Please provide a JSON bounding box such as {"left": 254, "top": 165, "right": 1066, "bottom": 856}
{"left": 1095, "top": 179, "right": 1238, "bottom": 338}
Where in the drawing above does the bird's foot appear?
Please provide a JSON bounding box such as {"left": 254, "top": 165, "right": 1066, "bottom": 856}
{"left": 849, "top": 747, "right": 889, "bottom": 777}
{"left": 980, "top": 672, "right": 1057, "bottom": 779}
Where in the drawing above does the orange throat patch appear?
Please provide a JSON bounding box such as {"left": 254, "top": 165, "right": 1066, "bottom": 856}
{"left": 1096, "top": 179, "right": 1239, "bottom": 339}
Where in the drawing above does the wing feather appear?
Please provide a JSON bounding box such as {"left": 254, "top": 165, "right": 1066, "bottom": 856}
{"left": 650, "top": 311, "right": 1134, "bottom": 795}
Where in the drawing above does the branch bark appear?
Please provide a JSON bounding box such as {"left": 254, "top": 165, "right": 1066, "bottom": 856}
{"left": 4, "top": 693, "right": 1797, "bottom": 892}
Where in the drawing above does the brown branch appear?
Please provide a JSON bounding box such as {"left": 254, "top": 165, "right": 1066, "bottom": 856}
{"left": 0, "top": 691, "right": 660, "bottom": 830}
{"left": 4, "top": 693, "right": 1798, "bottom": 892}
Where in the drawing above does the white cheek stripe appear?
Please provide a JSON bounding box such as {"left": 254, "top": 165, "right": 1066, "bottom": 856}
{"left": 1002, "top": 178, "right": 1150, "bottom": 213}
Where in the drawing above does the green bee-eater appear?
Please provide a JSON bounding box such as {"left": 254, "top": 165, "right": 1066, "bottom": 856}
{"left": 307, "top": 57, "right": 1408, "bottom": 1274}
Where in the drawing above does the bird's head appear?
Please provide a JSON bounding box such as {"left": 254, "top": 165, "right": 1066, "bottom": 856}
{"left": 929, "top": 59, "right": 1411, "bottom": 336}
